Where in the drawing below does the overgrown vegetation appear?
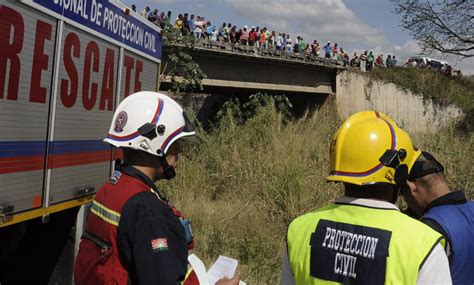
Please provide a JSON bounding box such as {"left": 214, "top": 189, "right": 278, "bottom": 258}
{"left": 158, "top": 102, "right": 473, "bottom": 284}
{"left": 372, "top": 67, "right": 474, "bottom": 131}
{"left": 159, "top": 24, "right": 206, "bottom": 93}
{"left": 216, "top": 92, "right": 294, "bottom": 124}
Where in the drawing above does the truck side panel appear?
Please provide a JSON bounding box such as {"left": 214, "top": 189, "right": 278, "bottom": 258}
{"left": 0, "top": 0, "right": 57, "bottom": 213}
{"left": 1, "top": 0, "right": 162, "bottom": 223}
{"left": 120, "top": 50, "right": 159, "bottom": 99}
{"left": 48, "top": 24, "right": 119, "bottom": 204}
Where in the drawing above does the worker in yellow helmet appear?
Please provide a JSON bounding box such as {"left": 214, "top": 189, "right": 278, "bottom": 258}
{"left": 280, "top": 111, "right": 452, "bottom": 285}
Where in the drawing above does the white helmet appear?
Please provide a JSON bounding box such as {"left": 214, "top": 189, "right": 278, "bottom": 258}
{"left": 104, "top": 91, "right": 195, "bottom": 157}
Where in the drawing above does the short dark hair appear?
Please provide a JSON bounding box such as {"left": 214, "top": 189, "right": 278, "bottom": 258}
{"left": 416, "top": 172, "right": 446, "bottom": 188}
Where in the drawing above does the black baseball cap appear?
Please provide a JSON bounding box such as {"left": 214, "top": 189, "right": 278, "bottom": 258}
{"left": 408, "top": 151, "right": 444, "bottom": 181}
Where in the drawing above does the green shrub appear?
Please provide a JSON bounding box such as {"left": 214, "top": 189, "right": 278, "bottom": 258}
{"left": 216, "top": 92, "right": 294, "bottom": 125}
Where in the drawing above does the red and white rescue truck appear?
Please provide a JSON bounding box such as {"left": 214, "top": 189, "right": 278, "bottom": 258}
{"left": 0, "top": 0, "right": 162, "bottom": 282}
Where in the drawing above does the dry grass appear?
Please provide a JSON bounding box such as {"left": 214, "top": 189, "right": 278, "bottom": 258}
{"left": 158, "top": 106, "right": 473, "bottom": 284}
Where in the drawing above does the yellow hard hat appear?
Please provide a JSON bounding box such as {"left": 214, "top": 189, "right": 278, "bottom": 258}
{"left": 327, "top": 111, "right": 421, "bottom": 186}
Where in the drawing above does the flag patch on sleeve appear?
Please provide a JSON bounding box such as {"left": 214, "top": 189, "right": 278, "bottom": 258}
{"left": 151, "top": 238, "right": 168, "bottom": 252}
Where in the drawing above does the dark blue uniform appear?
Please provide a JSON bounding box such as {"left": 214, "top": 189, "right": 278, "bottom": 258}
{"left": 422, "top": 190, "right": 474, "bottom": 285}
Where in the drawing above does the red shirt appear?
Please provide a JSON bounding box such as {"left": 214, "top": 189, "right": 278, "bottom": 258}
{"left": 249, "top": 31, "right": 257, "bottom": 41}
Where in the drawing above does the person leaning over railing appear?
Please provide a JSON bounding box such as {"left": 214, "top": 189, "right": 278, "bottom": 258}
{"left": 164, "top": 11, "right": 171, "bottom": 26}
{"left": 240, "top": 26, "right": 249, "bottom": 46}
{"left": 175, "top": 14, "right": 183, "bottom": 31}
{"left": 303, "top": 44, "right": 312, "bottom": 61}
{"left": 193, "top": 16, "right": 205, "bottom": 40}
{"left": 140, "top": 6, "right": 149, "bottom": 18}
{"left": 205, "top": 22, "right": 217, "bottom": 41}
{"left": 323, "top": 41, "right": 332, "bottom": 58}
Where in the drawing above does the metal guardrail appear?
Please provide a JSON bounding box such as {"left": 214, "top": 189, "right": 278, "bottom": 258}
{"left": 193, "top": 39, "right": 342, "bottom": 68}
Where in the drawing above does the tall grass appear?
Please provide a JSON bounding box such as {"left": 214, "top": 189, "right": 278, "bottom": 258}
{"left": 159, "top": 106, "right": 473, "bottom": 284}
{"left": 414, "top": 128, "right": 473, "bottom": 196}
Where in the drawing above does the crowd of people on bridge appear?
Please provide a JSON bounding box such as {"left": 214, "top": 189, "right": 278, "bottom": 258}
{"left": 129, "top": 4, "right": 460, "bottom": 77}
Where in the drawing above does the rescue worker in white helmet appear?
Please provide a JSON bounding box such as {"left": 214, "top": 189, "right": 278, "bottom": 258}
{"left": 74, "top": 92, "right": 239, "bottom": 285}
{"left": 280, "top": 111, "right": 452, "bottom": 284}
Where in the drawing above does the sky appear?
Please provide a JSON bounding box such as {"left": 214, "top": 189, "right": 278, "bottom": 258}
{"left": 123, "top": 0, "right": 473, "bottom": 74}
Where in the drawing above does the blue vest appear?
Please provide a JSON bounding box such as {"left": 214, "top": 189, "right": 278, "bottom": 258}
{"left": 424, "top": 201, "right": 474, "bottom": 285}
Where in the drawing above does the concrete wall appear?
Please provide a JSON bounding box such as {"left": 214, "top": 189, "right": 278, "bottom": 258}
{"left": 336, "top": 70, "right": 463, "bottom": 133}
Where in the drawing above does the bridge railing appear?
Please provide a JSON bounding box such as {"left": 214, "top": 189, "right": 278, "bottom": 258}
{"left": 194, "top": 39, "right": 342, "bottom": 68}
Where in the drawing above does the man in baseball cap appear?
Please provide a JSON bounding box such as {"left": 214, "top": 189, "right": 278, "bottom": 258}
{"left": 402, "top": 151, "right": 474, "bottom": 284}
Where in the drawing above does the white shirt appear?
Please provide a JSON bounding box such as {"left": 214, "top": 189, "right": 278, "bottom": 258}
{"left": 211, "top": 30, "right": 218, "bottom": 41}
{"left": 280, "top": 197, "right": 452, "bottom": 285}
{"left": 194, "top": 21, "right": 203, "bottom": 33}
{"left": 276, "top": 36, "right": 283, "bottom": 47}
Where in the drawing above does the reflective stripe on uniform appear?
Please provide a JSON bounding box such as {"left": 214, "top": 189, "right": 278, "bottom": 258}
{"left": 90, "top": 200, "right": 121, "bottom": 226}
{"left": 184, "top": 267, "right": 193, "bottom": 282}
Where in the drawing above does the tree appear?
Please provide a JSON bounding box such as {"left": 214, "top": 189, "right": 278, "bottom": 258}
{"left": 159, "top": 23, "right": 206, "bottom": 92}
{"left": 392, "top": 0, "right": 473, "bottom": 58}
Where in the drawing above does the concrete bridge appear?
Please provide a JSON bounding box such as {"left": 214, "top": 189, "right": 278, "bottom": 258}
{"left": 160, "top": 42, "right": 462, "bottom": 133}
{"left": 160, "top": 41, "right": 343, "bottom": 97}
{"left": 160, "top": 42, "right": 344, "bottom": 124}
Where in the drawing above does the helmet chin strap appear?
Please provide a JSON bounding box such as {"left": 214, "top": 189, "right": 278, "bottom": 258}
{"left": 160, "top": 156, "right": 176, "bottom": 180}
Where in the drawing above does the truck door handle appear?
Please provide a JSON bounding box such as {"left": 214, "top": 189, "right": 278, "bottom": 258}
{"left": 74, "top": 186, "right": 95, "bottom": 197}
{"left": 0, "top": 204, "right": 14, "bottom": 222}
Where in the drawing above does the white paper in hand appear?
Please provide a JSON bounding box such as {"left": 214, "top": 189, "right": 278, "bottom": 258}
{"left": 207, "top": 255, "right": 238, "bottom": 285}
